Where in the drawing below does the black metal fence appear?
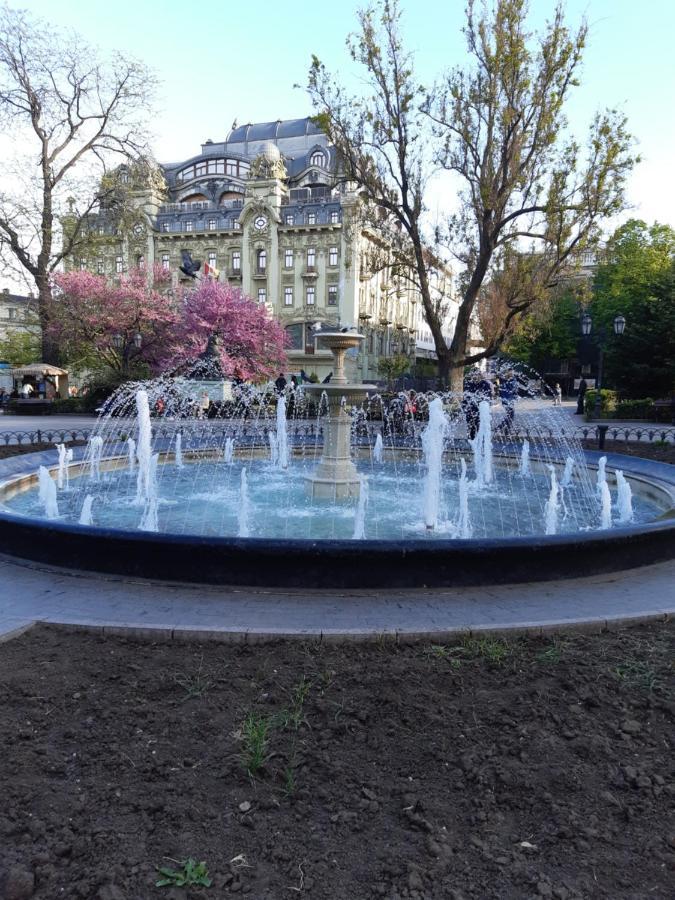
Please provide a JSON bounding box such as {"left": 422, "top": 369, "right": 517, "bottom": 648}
{"left": 2, "top": 422, "right": 674, "bottom": 450}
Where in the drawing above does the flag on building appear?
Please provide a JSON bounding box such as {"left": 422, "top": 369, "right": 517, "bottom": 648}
{"left": 204, "top": 261, "right": 220, "bottom": 279}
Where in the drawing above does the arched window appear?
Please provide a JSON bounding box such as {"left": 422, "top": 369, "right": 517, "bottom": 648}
{"left": 257, "top": 249, "right": 267, "bottom": 273}
{"left": 310, "top": 151, "right": 325, "bottom": 167}
{"left": 181, "top": 193, "right": 209, "bottom": 205}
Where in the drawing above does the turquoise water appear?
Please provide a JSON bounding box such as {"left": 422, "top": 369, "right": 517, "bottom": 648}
{"left": 2, "top": 458, "right": 663, "bottom": 541}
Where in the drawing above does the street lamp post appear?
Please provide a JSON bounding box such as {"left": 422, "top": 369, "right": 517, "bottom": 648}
{"left": 581, "top": 313, "right": 626, "bottom": 420}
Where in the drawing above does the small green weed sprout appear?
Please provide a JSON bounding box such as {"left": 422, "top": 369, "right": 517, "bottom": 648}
{"left": 173, "top": 655, "right": 213, "bottom": 700}
{"left": 614, "top": 660, "right": 657, "bottom": 690}
{"left": 461, "top": 636, "right": 512, "bottom": 664}
{"left": 274, "top": 676, "right": 311, "bottom": 731}
{"left": 156, "top": 857, "right": 212, "bottom": 888}
{"left": 283, "top": 764, "right": 296, "bottom": 796}
{"left": 423, "top": 644, "right": 462, "bottom": 668}
{"left": 241, "top": 712, "right": 270, "bottom": 775}
{"left": 537, "top": 644, "right": 563, "bottom": 664}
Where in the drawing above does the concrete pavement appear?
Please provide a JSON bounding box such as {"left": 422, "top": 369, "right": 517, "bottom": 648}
{"left": 0, "top": 552, "right": 672, "bottom": 644}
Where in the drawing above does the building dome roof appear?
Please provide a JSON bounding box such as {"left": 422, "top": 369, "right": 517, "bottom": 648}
{"left": 258, "top": 141, "right": 281, "bottom": 162}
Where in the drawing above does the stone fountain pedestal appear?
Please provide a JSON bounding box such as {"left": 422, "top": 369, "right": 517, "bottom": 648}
{"left": 304, "top": 333, "right": 375, "bottom": 501}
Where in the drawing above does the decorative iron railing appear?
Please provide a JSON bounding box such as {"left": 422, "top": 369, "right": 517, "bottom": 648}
{"left": 1, "top": 423, "right": 674, "bottom": 450}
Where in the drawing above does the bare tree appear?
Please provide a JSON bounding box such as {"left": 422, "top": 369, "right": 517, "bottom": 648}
{"left": 0, "top": 4, "right": 157, "bottom": 361}
{"left": 308, "top": 1, "right": 449, "bottom": 376}
{"left": 307, "top": 0, "right": 636, "bottom": 388}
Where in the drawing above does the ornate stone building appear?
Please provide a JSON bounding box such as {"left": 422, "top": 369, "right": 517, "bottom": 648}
{"left": 78, "top": 118, "right": 457, "bottom": 382}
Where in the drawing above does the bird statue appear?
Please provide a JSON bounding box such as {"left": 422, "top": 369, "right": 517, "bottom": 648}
{"left": 179, "top": 249, "right": 201, "bottom": 279}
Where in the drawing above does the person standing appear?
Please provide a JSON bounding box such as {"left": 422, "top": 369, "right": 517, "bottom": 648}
{"left": 498, "top": 369, "right": 518, "bottom": 433}
{"left": 463, "top": 369, "right": 492, "bottom": 440}
{"left": 553, "top": 383, "right": 562, "bottom": 406}
{"left": 576, "top": 377, "right": 588, "bottom": 415}
{"left": 275, "top": 372, "right": 287, "bottom": 393}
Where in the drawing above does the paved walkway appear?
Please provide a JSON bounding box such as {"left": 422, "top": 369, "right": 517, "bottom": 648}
{"left": 0, "top": 552, "right": 672, "bottom": 644}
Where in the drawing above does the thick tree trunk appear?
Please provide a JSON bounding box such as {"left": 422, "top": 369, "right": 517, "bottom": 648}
{"left": 436, "top": 352, "right": 451, "bottom": 389}
{"left": 449, "top": 365, "right": 464, "bottom": 393}
{"left": 37, "top": 276, "right": 58, "bottom": 364}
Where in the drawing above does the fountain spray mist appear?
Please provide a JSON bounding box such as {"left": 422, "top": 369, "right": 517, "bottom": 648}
{"left": 135, "top": 390, "right": 153, "bottom": 504}
{"left": 544, "top": 465, "right": 561, "bottom": 535}
{"left": 615, "top": 470, "right": 633, "bottom": 523}
{"left": 276, "top": 395, "right": 289, "bottom": 470}
{"left": 79, "top": 495, "right": 94, "bottom": 526}
{"left": 421, "top": 398, "right": 448, "bottom": 529}
{"left": 38, "top": 467, "right": 59, "bottom": 519}
{"left": 353, "top": 476, "right": 369, "bottom": 539}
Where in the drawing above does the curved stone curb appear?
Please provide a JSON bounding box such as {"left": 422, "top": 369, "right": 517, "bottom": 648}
{"left": 0, "top": 612, "right": 670, "bottom": 646}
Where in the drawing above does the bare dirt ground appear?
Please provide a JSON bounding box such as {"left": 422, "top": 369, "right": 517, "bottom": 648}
{"left": 0, "top": 623, "right": 672, "bottom": 900}
{"left": 581, "top": 440, "right": 675, "bottom": 465}
{"left": 0, "top": 441, "right": 86, "bottom": 460}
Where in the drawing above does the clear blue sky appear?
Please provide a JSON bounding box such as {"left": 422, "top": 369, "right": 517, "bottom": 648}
{"left": 16, "top": 0, "right": 675, "bottom": 226}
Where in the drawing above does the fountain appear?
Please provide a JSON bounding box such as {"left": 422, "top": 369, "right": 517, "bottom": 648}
{"left": 0, "top": 350, "right": 674, "bottom": 589}
{"left": 303, "top": 332, "right": 375, "bottom": 500}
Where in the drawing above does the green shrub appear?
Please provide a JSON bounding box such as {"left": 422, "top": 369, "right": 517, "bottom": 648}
{"left": 51, "top": 397, "right": 87, "bottom": 414}
{"left": 615, "top": 398, "right": 654, "bottom": 419}
{"left": 584, "top": 389, "right": 618, "bottom": 418}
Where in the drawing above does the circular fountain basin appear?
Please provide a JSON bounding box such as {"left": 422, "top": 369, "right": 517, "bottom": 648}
{"left": 0, "top": 448, "right": 673, "bottom": 588}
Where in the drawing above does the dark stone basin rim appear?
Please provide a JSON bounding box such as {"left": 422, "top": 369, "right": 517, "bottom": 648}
{"left": 0, "top": 512, "right": 674, "bottom": 588}
{"left": 1, "top": 448, "right": 674, "bottom": 588}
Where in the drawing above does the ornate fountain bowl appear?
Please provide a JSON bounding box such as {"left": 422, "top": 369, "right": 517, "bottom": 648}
{"left": 309, "top": 332, "right": 365, "bottom": 386}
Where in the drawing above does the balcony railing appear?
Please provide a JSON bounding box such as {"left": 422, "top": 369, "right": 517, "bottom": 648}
{"left": 158, "top": 199, "right": 243, "bottom": 214}
{"left": 286, "top": 186, "right": 336, "bottom": 203}
{"left": 157, "top": 218, "right": 241, "bottom": 234}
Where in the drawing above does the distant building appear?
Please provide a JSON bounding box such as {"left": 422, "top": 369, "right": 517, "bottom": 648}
{"left": 71, "top": 118, "right": 459, "bottom": 382}
{"left": 0, "top": 289, "right": 37, "bottom": 343}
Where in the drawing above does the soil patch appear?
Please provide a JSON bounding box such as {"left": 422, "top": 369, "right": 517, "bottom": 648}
{"left": 0, "top": 624, "right": 672, "bottom": 899}
{"left": 0, "top": 441, "right": 86, "bottom": 460}
{"left": 581, "top": 440, "right": 675, "bottom": 465}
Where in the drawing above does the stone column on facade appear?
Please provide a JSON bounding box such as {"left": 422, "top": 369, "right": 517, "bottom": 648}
{"left": 268, "top": 220, "right": 279, "bottom": 316}
{"left": 339, "top": 192, "right": 361, "bottom": 382}
{"left": 241, "top": 223, "right": 250, "bottom": 297}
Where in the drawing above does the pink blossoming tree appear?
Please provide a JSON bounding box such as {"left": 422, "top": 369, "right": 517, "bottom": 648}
{"left": 50, "top": 271, "right": 287, "bottom": 383}
{"left": 161, "top": 280, "right": 288, "bottom": 382}
{"left": 50, "top": 266, "right": 176, "bottom": 376}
